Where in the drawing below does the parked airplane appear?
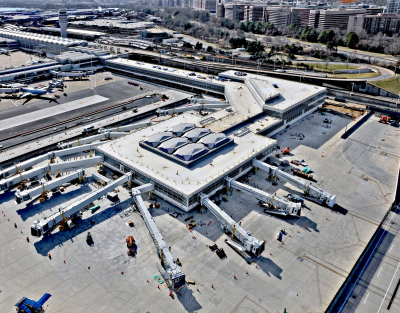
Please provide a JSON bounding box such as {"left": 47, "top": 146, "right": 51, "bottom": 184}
{"left": 20, "top": 86, "right": 55, "bottom": 99}
{"left": 0, "top": 48, "right": 10, "bottom": 56}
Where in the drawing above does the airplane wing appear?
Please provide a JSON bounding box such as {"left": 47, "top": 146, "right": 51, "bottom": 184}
{"left": 20, "top": 93, "right": 32, "bottom": 99}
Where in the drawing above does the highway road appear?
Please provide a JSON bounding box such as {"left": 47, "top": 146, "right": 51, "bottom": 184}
{"left": 328, "top": 118, "right": 400, "bottom": 313}
{"left": 330, "top": 205, "right": 400, "bottom": 313}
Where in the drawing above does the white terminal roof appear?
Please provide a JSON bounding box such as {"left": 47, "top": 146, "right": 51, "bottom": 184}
{"left": 97, "top": 114, "right": 275, "bottom": 196}
{"left": 168, "top": 123, "right": 196, "bottom": 136}
{"left": 220, "top": 70, "right": 326, "bottom": 113}
{"left": 69, "top": 19, "right": 154, "bottom": 30}
{"left": 159, "top": 137, "right": 191, "bottom": 154}
{"left": 0, "top": 27, "right": 87, "bottom": 47}
{"left": 173, "top": 143, "right": 208, "bottom": 161}
{"left": 42, "top": 27, "right": 105, "bottom": 37}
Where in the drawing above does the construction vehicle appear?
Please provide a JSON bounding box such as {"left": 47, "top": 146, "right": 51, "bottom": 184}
{"left": 86, "top": 232, "right": 93, "bottom": 244}
{"left": 225, "top": 177, "right": 301, "bottom": 217}
{"left": 30, "top": 172, "right": 133, "bottom": 237}
{"left": 199, "top": 193, "right": 265, "bottom": 257}
{"left": 58, "top": 211, "right": 78, "bottom": 231}
{"left": 131, "top": 184, "right": 186, "bottom": 290}
{"left": 126, "top": 235, "right": 136, "bottom": 256}
{"left": 276, "top": 147, "right": 290, "bottom": 157}
{"left": 39, "top": 191, "right": 50, "bottom": 203}
{"left": 0, "top": 157, "right": 101, "bottom": 191}
{"left": 187, "top": 221, "right": 196, "bottom": 229}
{"left": 182, "top": 54, "right": 194, "bottom": 59}
{"left": 0, "top": 143, "right": 100, "bottom": 179}
{"left": 391, "top": 119, "right": 399, "bottom": 127}
{"left": 292, "top": 168, "right": 313, "bottom": 180}
{"left": 379, "top": 115, "right": 391, "bottom": 124}
{"left": 301, "top": 167, "right": 312, "bottom": 174}
{"left": 15, "top": 170, "right": 85, "bottom": 204}
{"left": 15, "top": 293, "right": 51, "bottom": 313}
{"left": 253, "top": 159, "right": 336, "bottom": 207}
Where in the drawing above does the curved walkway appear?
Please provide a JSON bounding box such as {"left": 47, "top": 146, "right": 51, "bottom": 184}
{"left": 291, "top": 61, "right": 395, "bottom": 81}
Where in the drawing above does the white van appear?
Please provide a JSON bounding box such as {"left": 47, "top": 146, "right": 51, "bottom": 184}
{"left": 82, "top": 125, "right": 94, "bottom": 133}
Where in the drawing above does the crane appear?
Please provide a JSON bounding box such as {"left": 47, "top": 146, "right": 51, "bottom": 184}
{"left": 199, "top": 193, "right": 265, "bottom": 257}
{"left": 0, "top": 156, "right": 102, "bottom": 191}
{"left": 15, "top": 169, "right": 86, "bottom": 204}
{"left": 30, "top": 172, "right": 132, "bottom": 237}
{"left": 253, "top": 159, "right": 336, "bottom": 207}
{"left": 131, "top": 184, "right": 186, "bottom": 290}
{"left": 225, "top": 177, "right": 301, "bottom": 216}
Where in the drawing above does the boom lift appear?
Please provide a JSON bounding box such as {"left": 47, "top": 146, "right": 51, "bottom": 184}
{"left": 131, "top": 184, "right": 186, "bottom": 290}
{"left": 199, "top": 193, "right": 265, "bottom": 257}
{"left": 30, "top": 172, "right": 132, "bottom": 237}
{"left": 0, "top": 157, "right": 102, "bottom": 190}
{"left": 225, "top": 177, "right": 301, "bottom": 216}
{"left": 253, "top": 159, "right": 336, "bottom": 207}
{"left": 15, "top": 169, "right": 85, "bottom": 204}
{"left": 0, "top": 143, "right": 100, "bottom": 179}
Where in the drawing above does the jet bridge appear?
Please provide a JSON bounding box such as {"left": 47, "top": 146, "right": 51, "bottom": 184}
{"left": 0, "top": 143, "right": 101, "bottom": 179}
{"left": 100, "top": 121, "right": 153, "bottom": 133}
{"left": 57, "top": 132, "right": 127, "bottom": 149}
{"left": 131, "top": 184, "right": 186, "bottom": 291}
{"left": 156, "top": 103, "right": 229, "bottom": 116}
{"left": 30, "top": 172, "right": 133, "bottom": 237}
{"left": 0, "top": 156, "right": 102, "bottom": 190}
{"left": 253, "top": 159, "right": 336, "bottom": 207}
{"left": 199, "top": 193, "right": 265, "bottom": 257}
{"left": 225, "top": 177, "right": 301, "bottom": 216}
{"left": 15, "top": 169, "right": 85, "bottom": 204}
{"left": 189, "top": 98, "right": 228, "bottom": 105}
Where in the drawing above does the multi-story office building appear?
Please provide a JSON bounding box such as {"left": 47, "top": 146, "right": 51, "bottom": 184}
{"left": 244, "top": 5, "right": 264, "bottom": 22}
{"left": 224, "top": 3, "right": 246, "bottom": 20}
{"left": 385, "top": 0, "right": 400, "bottom": 14}
{"left": 194, "top": 0, "right": 216, "bottom": 12}
{"left": 290, "top": 8, "right": 311, "bottom": 27}
{"left": 348, "top": 13, "right": 400, "bottom": 34}
{"left": 309, "top": 8, "right": 366, "bottom": 30}
{"left": 263, "top": 7, "right": 292, "bottom": 28}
